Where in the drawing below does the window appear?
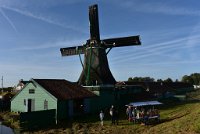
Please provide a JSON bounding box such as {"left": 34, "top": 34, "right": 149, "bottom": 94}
{"left": 29, "top": 89, "right": 35, "bottom": 94}
{"left": 24, "top": 99, "right": 26, "bottom": 105}
{"left": 44, "top": 100, "right": 48, "bottom": 110}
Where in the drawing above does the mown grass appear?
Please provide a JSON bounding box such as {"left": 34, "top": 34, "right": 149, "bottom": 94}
{"left": 31, "top": 99, "right": 200, "bottom": 134}
{"left": 4, "top": 89, "right": 200, "bottom": 134}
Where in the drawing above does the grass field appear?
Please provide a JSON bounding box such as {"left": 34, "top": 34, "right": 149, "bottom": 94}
{"left": 29, "top": 89, "right": 200, "bottom": 134}
{"left": 2, "top": 90, "right": 200, "bottom": 134}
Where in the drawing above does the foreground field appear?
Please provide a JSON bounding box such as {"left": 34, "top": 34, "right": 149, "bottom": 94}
{"left": 29, "top": 90, "right": 200, "bottom": 134}
{"left": 2, "top": 90, "right": 200, "bottom": 134}
{"left": 28, "top": 102, "right": 200, "bottom": 134}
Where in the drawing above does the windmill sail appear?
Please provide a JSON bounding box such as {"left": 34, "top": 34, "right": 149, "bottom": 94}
{"left": 102, "top": 36, "right": 141, "bottom": 48}
{"left": 89, "top": 4, "right": 100, "bottom": 42}
{"left": 60, "top": 46, "right": 85, "bottom": 56}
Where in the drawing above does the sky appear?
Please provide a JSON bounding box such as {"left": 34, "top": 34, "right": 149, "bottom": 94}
{"left": 0, "top": 0, "right": 200, "bottom": 87}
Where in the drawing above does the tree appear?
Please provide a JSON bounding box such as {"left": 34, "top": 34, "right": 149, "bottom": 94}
{"left": 164, "top": 78, "right": 173, "bottom": 83}
{"left": 182, "top": 75, "right": 189, "bottom": 83}
{"left": 181, "top": 73, "right": 200, "bottom": 85}
{"left": 128, "top": 77, "right": 155, "bottom": 82}
{"left": 191, "top": 73, "right": 200, "bottom": 85}
{"left": 143, "top": 77, "right": 155, "bottom": 82}
{"left": 157, "top": 79, "right": 163, "bottom": 82}
{"left": 175, "top": 79, "right": 179, "bottom": 82}
{"left": 128, "top": 77, "right": 133, "bottom": 82}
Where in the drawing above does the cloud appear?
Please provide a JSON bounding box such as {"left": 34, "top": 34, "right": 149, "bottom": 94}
{"left": 11, "top": 38, "right": 86, "bottom": 51}
{"left": 0, "top": 0, "right": 85, "bottom": 8}
{"left": 110, "top": 33, "right": 200, "bottom": 65}
{"left": 120, "top": 1, "right": 200, "bottom": 16}
{"left": 135, "top": 59, "right": 200, "bottom": 67}
{"left": 0, "top": 5, "right": 86, "bottom": 34}
{"left": 0, "top": 7, "right": 18, "bottom": 33}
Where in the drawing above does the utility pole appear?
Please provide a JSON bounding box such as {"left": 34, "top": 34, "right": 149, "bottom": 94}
{"left": 1, "top": 76, "right": 3, "bottom": 93}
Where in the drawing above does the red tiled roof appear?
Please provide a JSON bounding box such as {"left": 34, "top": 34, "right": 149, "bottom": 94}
{"left": 33, "top": 79, "right": 96, "bottom": 100}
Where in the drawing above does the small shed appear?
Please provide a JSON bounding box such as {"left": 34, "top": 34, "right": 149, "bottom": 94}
{"left": 11, "top": 79, "right": 96, "bottom": 120}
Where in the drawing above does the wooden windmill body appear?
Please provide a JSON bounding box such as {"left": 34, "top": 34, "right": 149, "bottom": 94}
{"left": 60, "top": 4, "right": 141, "bottom": 86}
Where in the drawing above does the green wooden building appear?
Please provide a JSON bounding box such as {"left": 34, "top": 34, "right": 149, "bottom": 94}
{"left": 11, "top": 79, "right": 96, "bottom": 120}
{"left": 85, "top": 84, "right": 147, "bottom": 112}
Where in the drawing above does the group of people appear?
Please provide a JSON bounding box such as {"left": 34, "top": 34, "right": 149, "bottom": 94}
{"left": 99, "top": 105, "right": 160, "bottom": 126}
{"left": 126, "top": 106, "right": 160, "bottom": 124}
{"left": 99, "top": 105, "right": 119, "bottom": 126}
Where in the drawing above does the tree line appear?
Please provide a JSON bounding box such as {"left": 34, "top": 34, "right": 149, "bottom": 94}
{"left": 128, "top": 77, "right": 173, "bottom": 83}
{"left": 181, "top": 73, "right": 200, "bottom": 85}
{"left": 128, "top": 73, "right": 200, "bottom": 85}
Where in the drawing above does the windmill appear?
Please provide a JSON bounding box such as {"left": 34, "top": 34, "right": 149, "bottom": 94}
{"left": 60, "top": 4, "right": 141, "bottom": 86}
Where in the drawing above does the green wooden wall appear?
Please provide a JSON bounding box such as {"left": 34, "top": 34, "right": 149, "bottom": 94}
{"left": 87, "top": 85, "right": 145, "bottom": 113}
{"left": 57, "top": 100, "right": 68, "bottom": 120}
{"left": 87, "top": 86, "right": 115, "bottom": 113}
{"left": 11, "top": 82, "right": 57, "bottom": 113}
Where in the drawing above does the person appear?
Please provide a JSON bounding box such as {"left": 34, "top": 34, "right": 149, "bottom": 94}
{"left": 99, "top": 110, "right": 104, "bottom": 126}
{"left": 143, "top": 110, "right": 149, "bottom": 125}
{"left": 110, "top": 105, "right": 115, "bottom": 124}
{"left": 132, "top": 108, "right": 136, "bottom": 118}
{"left": 136, "top": 108, "right": 140, "bottom": 122}
{"left": 132, "top": 108, "right": 136, "bottom": 123}
{"left": 140, "top": 108, "right": 145, "bottom": 118}
{"left": 126, "top": 107, "right": 129, "bottom": 117}
{"left": 115, "top": 109, "right": 119, "bottom": 125}
{"left": 126, "top": 106, "right": 132, "bottom": 122}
